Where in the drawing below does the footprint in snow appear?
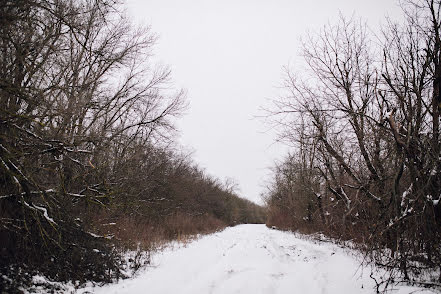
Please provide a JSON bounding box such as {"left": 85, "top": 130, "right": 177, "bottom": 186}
{"left": 270, "top": 273, "right": 285, "bottom": 279}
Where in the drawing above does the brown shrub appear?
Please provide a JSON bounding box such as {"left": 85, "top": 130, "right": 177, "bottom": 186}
{"left": 87, "top": 211, "right": 226, "bottom": 251}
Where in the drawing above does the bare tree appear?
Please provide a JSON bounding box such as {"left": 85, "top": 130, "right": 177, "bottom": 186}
{"left": 265, "top": 3, "right": 441, "bottom": 290}
{"left": 0, "top": 0, "right": 186, "bottom": 288}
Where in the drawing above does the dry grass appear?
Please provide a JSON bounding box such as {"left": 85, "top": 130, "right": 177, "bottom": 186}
{"left": 88, "top": 212, "right": 226, "bottom": 251}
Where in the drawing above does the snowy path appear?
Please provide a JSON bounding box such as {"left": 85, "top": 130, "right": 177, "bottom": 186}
{"left": 80, "top": 224, "right": 432, "bottom": 294}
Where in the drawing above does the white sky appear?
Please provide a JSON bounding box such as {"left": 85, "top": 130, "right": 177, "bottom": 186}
{"left": 126, "top": 0, "right": 403, "bottom": 205}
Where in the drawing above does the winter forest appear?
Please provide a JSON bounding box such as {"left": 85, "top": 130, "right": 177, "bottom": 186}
{"left": 0, "top": 0, "right": 440, "bottom": 293}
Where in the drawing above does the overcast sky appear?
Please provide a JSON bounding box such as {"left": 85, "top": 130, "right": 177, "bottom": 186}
{"left": 126, "top": 0, "right": 403, "bottom": 205}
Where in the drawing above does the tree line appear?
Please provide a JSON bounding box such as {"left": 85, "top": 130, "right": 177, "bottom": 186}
{"left": 0, "top": 0, "right": 265, "bottom": 291}
{"left": 264, "top": 0, "right": 441, "bottom": 290}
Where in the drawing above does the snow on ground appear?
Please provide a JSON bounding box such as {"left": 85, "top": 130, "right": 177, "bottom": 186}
{"left": 79, "top": 224, "right": 436, "bottom": 294}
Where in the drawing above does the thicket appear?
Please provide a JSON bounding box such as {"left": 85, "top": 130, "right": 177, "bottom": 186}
{"left": 0, "top": 0, "right": 265, "bottom": 292}
{"left": 264, "top": 0, "right": 441, "bottom": 291}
